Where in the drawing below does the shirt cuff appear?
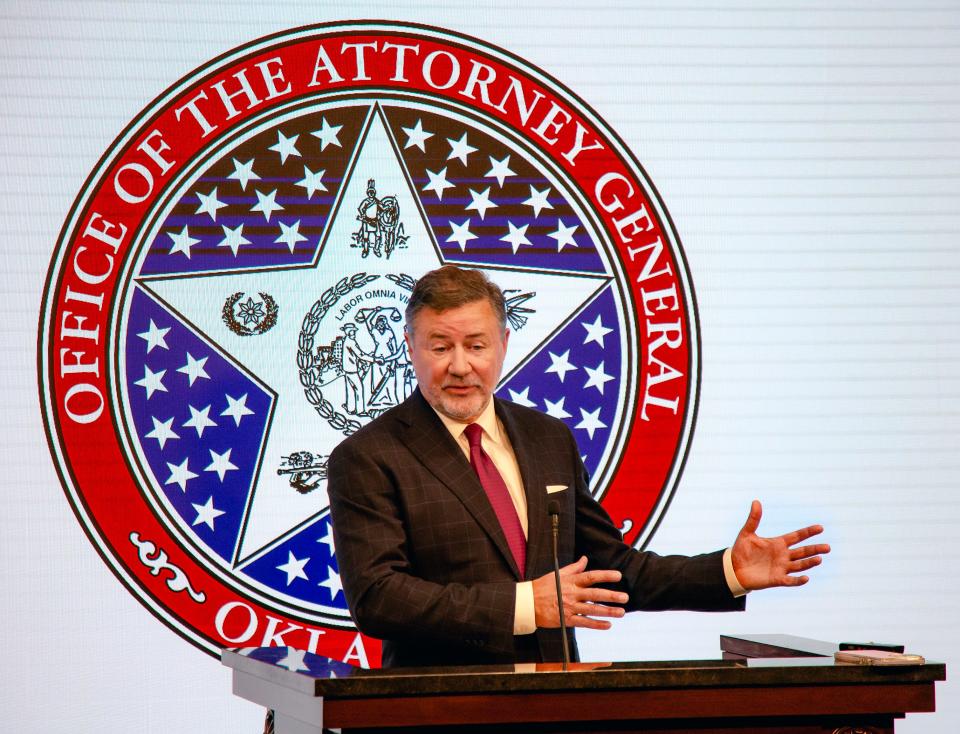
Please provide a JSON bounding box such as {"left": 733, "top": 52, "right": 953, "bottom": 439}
{"left": 723, "top": 547, "right": 748, "bottom": 598}
{"left": 514, "top": 581, "right": 537, "bottom": 634}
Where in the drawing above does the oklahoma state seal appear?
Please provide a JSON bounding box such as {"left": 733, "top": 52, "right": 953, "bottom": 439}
{"left": 39, "top": 21, "right": 698, "bottom": 664}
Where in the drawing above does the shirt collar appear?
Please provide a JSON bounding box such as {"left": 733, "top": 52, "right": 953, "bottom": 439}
{"left": 432, "top": 397, "right": 501, "bottom": 445}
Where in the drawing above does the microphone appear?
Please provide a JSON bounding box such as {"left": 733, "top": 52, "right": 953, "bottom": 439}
{"left": 547, "top": 500, "right": 570, "bottom": 670}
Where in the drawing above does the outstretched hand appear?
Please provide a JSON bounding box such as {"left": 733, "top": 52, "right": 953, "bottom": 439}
{"left": 731, "top": 500, "right": 830, "bottom": 591}
{"left": 532, "top": 556, "right": 629, "bottom": 630}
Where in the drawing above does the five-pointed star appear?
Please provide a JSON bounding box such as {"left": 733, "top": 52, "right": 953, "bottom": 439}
{"left": 183, "top": 404, "right": 217, "bottom": 438}
{"left": 549, "top": 220, "right": 580, "bottom": 251}
{"left": 145, "top": 415, "right": 179, "bottom": 449}
{"left": 251, "top": 188, "right": 284, "bottom": 221}
{"left": 576, "top": 406, "right": 607, "bottom": 440}
{"left": 543, "top": 396, "right": 573, "bottom": 419}
{"left": 501, "top": 221, "right": 532, "bottom": 254}
{"left": 486, "top": 154, "right": 516, "bottom": 187}
{"left": 177, "top": 352, "right": 210, "bottom": 386}
{"left": 276, "top": 220, "right": 308, "bottom": 253}
{"left": 311, "top": 117, "right": 343, "bottom": 151}
{"left": 277, "top": 647, "right": 310, "bottom": 673}
{"left": 221, "top": 393, "right": 255, "bottom": 426}
{"left": 134, "top": 365, "right": 167, "bottom": 399}
{"left": 268, "top": 130, "right": 301, "bottom": 164}
{"left": 168, "top": 226, "right": 200, "bottom": 259}
{"left": 137, "top": 319, "right": 170, "bottom": 353}
{"left": 295, "top": 166, "right": 328, "bottom": 198}
{"left": 401, "top": 118, "right": 433, "bottom": 151}
{"left": 423, "top": 167, "right": 455, "bottom": 200}
{"left": 507, "top": 386, "right": 537, "bottom": 408}
{"left": 465, "top": 186, "right": 497, "bottom": 219}
{"left": 204, "top": 448, "right": 238, "bottom": 481}
{"left": 446, "top": 132, "right": 478, "bottom": 165}
{"left": 582, "top": 314, "right": 613, "bottom": 347}
{"left": 545, "top": 349, "right": 577, "bottom": 382}
{"left": 317, "top": 524, "right": 335, "bottom": 554}
{"left": 276, "top": 550, "right": 310, "bottom": 586}
{"left": 523, "top": 185, "right": 553, "bottom": 217}
{"left": 319, "top": 567, "right": 344, "bottom": 600}
{"left": 165, "top": 457, "right": 198, "bottom": 492}
{"left": 446, "top": 219, "right": 477, "bottom": 251}
{"left": 583, "top": 361, "right": 615, "bottom": 394}
{"left": 217, "top": 224, "right": 251, "bottom": 257}
{"left": 195, "top": 187, "right": 228, "bottom": 221}
{"left": 192, "top": 495, "right": 227, "bottom": 530}
{"left": 227, "top": 157, "right": 260, "bottom": 190}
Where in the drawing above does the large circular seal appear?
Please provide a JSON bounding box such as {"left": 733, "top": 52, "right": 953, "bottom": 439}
{"left": 39, "top": 21, "right": 699, "bottom": 664}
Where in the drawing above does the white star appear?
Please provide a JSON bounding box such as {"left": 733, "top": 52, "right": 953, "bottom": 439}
{"left": 276, "top": 551, "right": 310, "bottom": 586}
{"left": 137, "top": 320, "right": 170, "bottom": 353}
{"left": 401, "top": 118, "right": 433, "bottom": 151}
{"left": 523, "top": 185, "right": 553, "bottom": 218}
{"left": 204, "top": 448, "right": 238, "bottom": 482}
{"left": 446, "top": 132, "right": 478, "bottom": 165}
{"left": 227, "top": 157, "right": 259, "bottom": 190}
{"left": 268, "top": 130, "right": 301, "bottom": 164}
{"left": 168, "top": 226, "right": 200, "bottom": 259}
{"left": 221, "top": 393, "right": 254, "bottom": 426}
{"left": 501, "top": 221, "right": 532, "bottom": 254}
{"left": 251, "top": 188, "right": 284, "bottom": 221}
{"left": 145, "top": 416, "right": 179, "bottom": 449}
{"left": 465, "top": 186, "right": 497, "bottom": 220}
{"left": 277, "top": 648, "right": 310, "bottom": 674}
{"left": 311, "top": 117, "right": 343, "bottom": 151}
{"left": 319, "top": 566, "right": 344, "bottom": 601}
{"left": 318, "top": 524, "right": 336, "bottom": 554}
{"left": 183, "top": 404, "right": 217, "bottom": 438}
{"left": 177, "top": 352, "right": 210, "bottom": 386}
{"left": 576, "top": 406, "right": 607, "bottom": 440}
{"left": 165, "top": 457, "right": 198, "bottom": 492}
{"left": 486, "top": 155, "right": 516, "bottom": 187}
{"left": 295, "top": 166, "right": 327, "bottom": 199}
{"left": 548, "top": 220, "right": 580, "bottom": 251}
{"left": 216, "top": 224, "right": 251, "bottom": 257}
{"left": 195, "top": 187, "right": 228, "bottom": 221}
{"left": 423, "top": 167, "right": 455, "bottom": 200}
{"left": 543, "top": 396, "right": 572, "bottom": 420}
{"left": 134, "top": 365, "right": 167, "bottom": 399}
{"left": 582, "top": 314, "right": 613, "bottom": 347}
{"left": 583, "top": 361, "right": 615, "bottom": 394}
{"left": 446, "top": 219, "right": 477, "bottom": 251}
{"left": 192, "top": 495, "right": 227, "bottom": 530}
{"left": 545, "top": 350, "right": 577, "bottom": 382}
{"left": 275, "top": 220, "right": 308, "bottom": 253}
{"left": 508, "top": 386, "right": 537, "bottom": 408}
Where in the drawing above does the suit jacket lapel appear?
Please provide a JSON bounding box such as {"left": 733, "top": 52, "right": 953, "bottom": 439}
{"left": 396, "top": 391, "right": 523, "bottom": 579}
{"left": 495, "top": 398, "right": 547, "bottom": 581}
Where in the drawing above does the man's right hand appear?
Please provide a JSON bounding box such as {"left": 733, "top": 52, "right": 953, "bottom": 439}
{"left": 532, "top": 556, "right": 629, "bottom": 630}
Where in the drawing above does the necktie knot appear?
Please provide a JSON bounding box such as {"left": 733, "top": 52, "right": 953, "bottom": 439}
{"left": 464, "top": 422, "right": 483, "bottom": 449}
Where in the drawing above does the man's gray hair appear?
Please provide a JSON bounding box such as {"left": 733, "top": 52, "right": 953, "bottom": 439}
{"left": 405, "top": 265, "right": 506, "bottom": 333}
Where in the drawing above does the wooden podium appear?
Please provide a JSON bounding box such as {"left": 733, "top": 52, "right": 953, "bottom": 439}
{"left": 222, "top": 635, "right": 944, "bottom": 733}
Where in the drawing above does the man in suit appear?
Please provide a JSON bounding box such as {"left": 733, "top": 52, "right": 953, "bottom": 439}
{"left": 327, "top": 266, "right": 829, "bottom": 667}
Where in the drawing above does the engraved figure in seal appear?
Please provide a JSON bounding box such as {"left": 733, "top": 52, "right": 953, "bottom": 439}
{"left": 352, "top": 179, "right": 408, "bottom": 259}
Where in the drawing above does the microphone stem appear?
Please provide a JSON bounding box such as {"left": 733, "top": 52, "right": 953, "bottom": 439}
{"left": 551, "top": 514, "right": 570, "bottom": 670}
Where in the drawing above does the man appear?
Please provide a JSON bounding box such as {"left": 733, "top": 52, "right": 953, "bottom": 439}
{"left": 327, "top": 266, "right": 829, "bottom": 667}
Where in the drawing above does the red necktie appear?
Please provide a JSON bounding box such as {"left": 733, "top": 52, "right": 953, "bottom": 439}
{"left": 464, "top": 422, "right": 527, "bottom": 575}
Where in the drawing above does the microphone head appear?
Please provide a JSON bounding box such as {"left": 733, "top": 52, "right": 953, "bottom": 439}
{"left": 547, "top": 500, "right": 560, "bottom": 516}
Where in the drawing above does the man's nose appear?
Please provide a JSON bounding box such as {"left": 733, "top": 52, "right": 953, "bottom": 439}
{"left": 448, "top": 346, "right": 472, "bottom": 376}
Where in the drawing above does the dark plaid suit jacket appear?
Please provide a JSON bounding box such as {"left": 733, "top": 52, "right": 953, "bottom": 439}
{"left": 327, "top": 389, "right": 745, "bottom": 668}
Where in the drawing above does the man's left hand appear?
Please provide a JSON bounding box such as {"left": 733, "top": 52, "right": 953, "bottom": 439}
{"left": 731, "top": 500, "right": 830, "bottom": 591}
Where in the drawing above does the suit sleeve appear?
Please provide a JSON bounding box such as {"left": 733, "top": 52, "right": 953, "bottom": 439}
{"left": 327, "top": 437, "right": 518, "bottom": 656}
{"left": 566, "top": 430, "right": 746, "bottom": 613}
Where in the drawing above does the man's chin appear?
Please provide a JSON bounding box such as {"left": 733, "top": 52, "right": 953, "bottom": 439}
{"left": 436, "top": 393, "right": 488, "bottom": 423}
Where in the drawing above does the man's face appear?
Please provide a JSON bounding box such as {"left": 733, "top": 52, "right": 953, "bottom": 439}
{"left": 405, "top": 299, "right": 509, "bottom": 423}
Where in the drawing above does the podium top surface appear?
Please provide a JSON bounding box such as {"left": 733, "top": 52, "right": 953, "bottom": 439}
{"left": 221, "top": 645, "right": 945, "bottom": 700}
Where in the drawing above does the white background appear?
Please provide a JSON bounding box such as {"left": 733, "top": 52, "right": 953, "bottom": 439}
{"left": 2, "top": 1, "right": 958, "bottom": 732}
